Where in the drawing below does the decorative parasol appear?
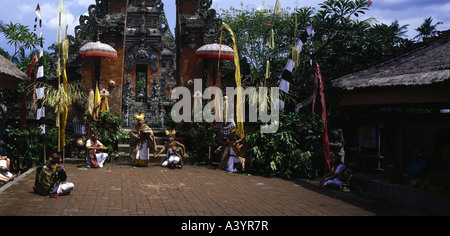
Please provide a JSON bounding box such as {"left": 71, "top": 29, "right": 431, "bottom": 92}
{"left": 79, "top": 41, "right": 118, "bottom": 59}
{"left": 78, "top": 40, "right": 118, "bottom": 90}
{"left": 195, "top": 43, "right": 234, "bottom": 60}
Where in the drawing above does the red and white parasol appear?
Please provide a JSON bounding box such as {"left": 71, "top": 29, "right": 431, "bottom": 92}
{"left": 79, "top": 41, "right": 118, "bottom": 59}
{"left": 195, "top": 43, "right": 234, "bottom": 60}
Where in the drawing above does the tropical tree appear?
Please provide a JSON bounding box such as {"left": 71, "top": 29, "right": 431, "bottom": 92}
{"left": 1, "top": 22, "right": 40, "bottom": 63}
{"left": 218, "top": 0, "right": 414, "bottom": 111}
{"left": 0, "top": 20, "right": 6, "bottom": 37}
{"left": 390, "top": 20, "right": 409, "bottom": 38}
{"left": 414, "top": 17, "right": 443, "bottom": 41}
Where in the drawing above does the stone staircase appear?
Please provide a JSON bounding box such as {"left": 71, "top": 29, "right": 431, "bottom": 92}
{"left": 114, "top": 127, "right": 169, "bottom": 165}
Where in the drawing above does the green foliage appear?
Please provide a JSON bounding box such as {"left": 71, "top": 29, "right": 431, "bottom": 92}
{"left": 245, "top": 113, "right": 323, "bottom": 179}
{"left": 219, "top": 0, "right": 414, "bottom": 109}
{"left": 163, "top": 110, "right": 177, "bottom": 130}
{"left": 1, "top": 22, "right": 40, "bottom": 63}
{"left": 89, "top": 111, "right": 127, "bottom": 153}
{"left": 3, "top": 121, "right": 58, "bottom": 164}
{"left": 188, "top": 112, "right": 217, "bottom": 165}
{"left": 414, "top": 17, "right": 443, "bottom": 41}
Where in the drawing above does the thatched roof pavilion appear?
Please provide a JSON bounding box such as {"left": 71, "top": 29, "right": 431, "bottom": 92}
{"left": 0, "top": 54, "right": 30, "bottom": 89}
{"left": 327, "top": 30, "right": 450, "bottom": 192}
{"left": 331, "top": 30, "right": 450, "bottom": 106}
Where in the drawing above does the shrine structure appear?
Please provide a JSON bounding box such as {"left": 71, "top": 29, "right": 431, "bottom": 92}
{"left": 68, "top": 0, "right": 227, "bottom": 128}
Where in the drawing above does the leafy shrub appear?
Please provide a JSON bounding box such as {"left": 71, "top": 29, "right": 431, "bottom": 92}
{"left": 245, "top": 112, "right": 323, "bottom": 179}
{"left": 3, "top": 121, "right": 58, "bottom": 165}
{"left": 89, "top": 111, "right": 127, "bottom": 153}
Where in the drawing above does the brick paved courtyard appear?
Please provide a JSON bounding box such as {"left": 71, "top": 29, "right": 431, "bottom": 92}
{"left": 0, "top": 163, "right": 430, "bottom": 216}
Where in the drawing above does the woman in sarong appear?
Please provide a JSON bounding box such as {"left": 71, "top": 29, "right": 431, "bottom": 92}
{"left": 129, "top": 113, "right": 156, "bottom": 167}
{"left": 86, "top": 132, "right": 108, "bottom": 168}
{"left": 155, "top": 129, "right": 186, "bottom": 168}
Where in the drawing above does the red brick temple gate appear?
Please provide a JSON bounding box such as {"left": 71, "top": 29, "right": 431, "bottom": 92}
{"left": 69, "top": 0, "right": 226, "bottom": 128}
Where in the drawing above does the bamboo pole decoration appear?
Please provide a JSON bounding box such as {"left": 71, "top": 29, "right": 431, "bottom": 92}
{"left": 221, "top": 22, "right": 244, "bottom": 138}
{"left": 120, "top": 0, "right": 129, "bottom": 116}
{"left": 56, "top": 0, "right": 63, "bottom": 152}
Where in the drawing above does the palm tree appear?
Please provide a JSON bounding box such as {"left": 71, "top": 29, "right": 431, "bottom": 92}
{"left": 414, "top": 17, "right": 443, "bottom": 41}
{"left": 2, "top": 22, "right": 39, "bottom": 63}
{"left": 390, "top": 20, "right": 409, "bottom": 38}
{"left": 0, "top": 20, "right": 5, "bottom": 31}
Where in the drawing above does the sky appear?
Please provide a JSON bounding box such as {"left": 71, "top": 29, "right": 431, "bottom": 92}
{"left": 1, "top": 0, "right": 449, "bottom": 57}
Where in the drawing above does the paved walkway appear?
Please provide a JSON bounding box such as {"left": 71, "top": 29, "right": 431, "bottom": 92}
{"left": 0, "top": 163, "right": 433, "bottom": 216}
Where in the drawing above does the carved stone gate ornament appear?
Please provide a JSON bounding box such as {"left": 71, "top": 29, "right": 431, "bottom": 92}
{"left": 125, "top": 40, "right": 161, "bottom": 71}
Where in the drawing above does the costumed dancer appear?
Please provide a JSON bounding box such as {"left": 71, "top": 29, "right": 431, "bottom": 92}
{"left": 215, "top": 129, "right": 246, "bottom": 173}
{"left": 129, "top": 113, "right": 156, "bottom": 167}
{"left": 86, "top": 131, "right": 108, "bottom": 168}
{"left": 156, "top": 129, "right": 187, "bottom": 168}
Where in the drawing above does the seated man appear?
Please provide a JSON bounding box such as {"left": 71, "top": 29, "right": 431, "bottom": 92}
{"left": 33, "top": 153, "right": 74, "bottom": 197}
{"left": 320, "top": 152, "right": 346, "bottom": 189}
{"left": 0, "top": 156, "right": 15, "bottom": 186}
{"left": 405, "top": 148, "right": 428, "bottom": 187}
{"left": 48, "top": 153, "right": 74, "bottom": 198}
{"left": 86, "top": 132, "right": 108, "bottom": 168}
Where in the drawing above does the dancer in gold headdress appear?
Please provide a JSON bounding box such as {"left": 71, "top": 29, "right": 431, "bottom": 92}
{"left": 129, "top": 113, "right": 156, "bottom": 167}
{"left": 156, "top": 129, "right": 187, "bottom": 169}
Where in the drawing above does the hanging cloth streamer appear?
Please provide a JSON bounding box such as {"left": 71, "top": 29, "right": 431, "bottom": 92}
{"left": 221, "top": 22, "right": 244, "bottom": 139}
{"left": 61, "top": 29, "right": 69, "bottom": 148}
{"left": 313, "top": 63, "right": 330, "bottom": 170}
{"left": 92, "top": 83, "right": 101, "bottom": 121}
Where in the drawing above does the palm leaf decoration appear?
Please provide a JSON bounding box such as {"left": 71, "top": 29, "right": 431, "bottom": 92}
{"left": 30, "top": 81, "right": 86, "bottom": 113}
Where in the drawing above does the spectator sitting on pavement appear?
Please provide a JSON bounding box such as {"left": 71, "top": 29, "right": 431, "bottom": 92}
{"left": 48, "top": 153, "right": 74, "bottom": 198}
{"left": 33, "top": 153, "right": 74, "bottom": 197}
{"left": 0, "top": 156, "right": 16, "bottom": 187}
{"left": 320, "top": 152, "right": 346, "bottom": 189}
{"left": 404, "top": 148, "right": 428, "bottom": 187}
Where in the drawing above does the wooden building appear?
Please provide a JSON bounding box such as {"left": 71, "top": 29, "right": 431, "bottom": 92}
{"left": 330, "top": 30, "right": 449, "bottom": 188}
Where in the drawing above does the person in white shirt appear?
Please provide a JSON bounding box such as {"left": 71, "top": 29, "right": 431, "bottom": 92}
{"left": 86, "top": 132, "right": 108, "bottom": 168}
